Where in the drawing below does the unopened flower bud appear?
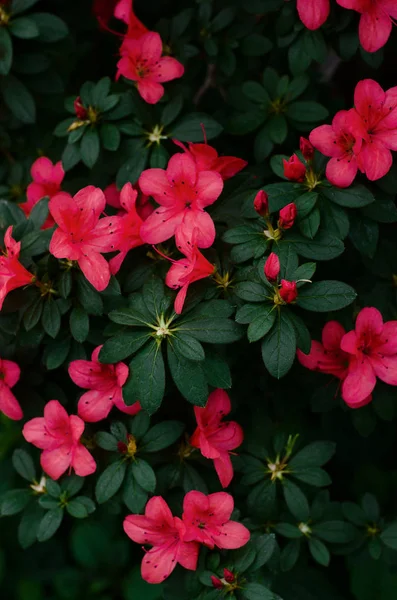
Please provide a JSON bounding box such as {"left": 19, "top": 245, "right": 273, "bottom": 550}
{"left": 223, "top": 568, "right": 235, "bottom": 583}
{"left": 211, "top": 576, "right": 223, "bottom": 589}
{"left": 117, "top": 441, "right": 128, "bottom": 454}
{"left": 278, "top": 203, "right": 297, "bottom": 230}
{"left": 283, "top": 154, "right": 306, "bottom": 182}
{"left": 264, "top": 252, "right": 280, "bottom": 283}
{"left": 253, "top": 190, "right": 269, "bottom": 217}
{"left": 74, "top": 96, "right": 87, "bottom": 119}
{"left": 300, "top": 137, "right": 314, "bottom": 161}
{"left": 279, "top": 279, "right": 297, "bottom": 303}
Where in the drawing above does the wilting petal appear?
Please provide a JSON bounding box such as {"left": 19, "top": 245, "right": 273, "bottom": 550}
{"left": 72, "top": 443, "right": 97, "bottom": 477}
{"left": 41, "top": 446, "right": 71, "bottom": 480}
{"left": 341, "top": 357, "right": 376, "bottom": 405}
{"left": 211, "top": 520, "right": 251, "bottom": 549}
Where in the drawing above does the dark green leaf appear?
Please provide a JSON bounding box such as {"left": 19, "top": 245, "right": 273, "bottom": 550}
{"left": 131, "top": 459, "right": 156, "bottom": 493}
{"left": 1, "top": 75, "right": 35, "bottom": 123}
{"left": 141, "top": 421, "right": 185, "bottom": 452}
{"left": 12, "top": 449, "right": 36, "bottom": 482}
{"left": 167, "top": 344, "right": 208, "bottom": 406}
{"left": 95, "top": 461, "right": 127, "bottom": 504}
{"left": 124, "top": 342, "right": 165, "bottom": 414}
{"left": 297, "top": 280, "right": 356, "bottom": 312}
{"left": 283, "top": 478, "right": 310, "bottom": 521}
{"left": 308, "top": 537, "right": 330, "bottom": 566}
{"left": 37, "top": 507, "right": 64, "bottom": 542}
{"left": 69, "top": 307, "right": 89, "bottom": 343}
{"left": 322, "top": 185, "right": 374, "bottom": 208}
{"left": 261, "top": 311, "right": 296, "bottom": 378}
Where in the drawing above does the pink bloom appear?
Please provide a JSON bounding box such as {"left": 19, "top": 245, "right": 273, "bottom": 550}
{"left": 104, "top": 182, "right": 153, "bottom": 220}
{"left": 108, "top": 183, "right": 144, "bottom": 274}
{"left": 278, "top": 203, "right": 297, "bottom": 230}
{"left": 300, "top": 137, "right": 315, "bottom": 161}
{"left": 174, "top": 140, "right": 247, "bottom": 181}
{"left": 190, "top": 389, "right": 244, "bottom": 488}
{"left": 336, "top": 0, "right": 397, "bottom": 53}
{"left": 0, "top": 226, "right": 35, "bottom": 310}
{"left": 23, "top": 157, "right": 64, "bottom": 228}
{"left": 264, "top": 253, "right": 280, "bottom": 283}
{"left": 22, "top": 400, "right": 96, "bottom": 480}
{"left": 49, "top": 186, "right": 123, "bottom": 292}
{"left": 283, "top": 154, "right": 306, "bottom": 182}
{"left": 340, "top": 307, "right": 397, "bottom": 407}
{"left": 0, "top": 358, "right": 22, "bottom": 420}
{"left": 297, "top": 0, "right": 330, "bottom": 30}
{"left": 182, "top": 490, "right": 250, "bottom": 549}
{"left": 104, "top": 183, "right": 122, "bottom": 208}
{"left": 124, "top": 496, "right": 199, "bottom": 584}
{"left": 139, "top": 153, "right": 223, "bottom": 248}
{"left": 74, "top": 96, "right": 87, "bottom": 119}
{"left": 279, "top": 280, "right": 297, "bottom": 303}
{"left": 253, "top": 190, "right": 269, "bottom": 217}
{"left": 68, "top": 345, "right": 141, "bottom": 422}
{"left": 309, "top": 109, "right": 366, "bottom": 187}
{"left": 353, "top": 79, "right": 397, "bottom": 181}
{"left": 165, "top": 226, "right": 214, "bottom": 314}
{"left": 116, "top": 31, "right": 184, "bottom": 104}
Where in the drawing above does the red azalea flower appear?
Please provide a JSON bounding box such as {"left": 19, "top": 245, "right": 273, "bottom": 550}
{"left": 182, "top": 490, "right": 250, "bottom": 549}
{"left": 297, "top": 0, "right": 330, "bottom": 30}
{"left": 279, "top": 280, "right": 298, "bottom": 303}
{"left": 49, "top": 186, "right": 123, "bottom": 292}
{"left": 23, "top": 400, "right": 96, "bottom": 480}
{"left": 0, "top": 226, "right": 35, "bottom": 310}
{"left": 68, "top": 345, "right": 141, "bottom": 422}
{"left": 264, "top": 252, "right": 280, "bottom": 283}
{"left": 0, "top": 358, "right": 22, "bottom": 421}
{"left": 123, "top": 496, "right": 199, "bottom": 584}
{"left": 336, "top": 0, "right": 397, "bottom": 53}
{"left": 283, "top": 154, "right": 306, "bottom": 182}
{"left": 116, "top": 31, "right": 184, "bottom": 104}
{"left": 22, "top": 157, "right": 64, "bottom": 228}
{"left": 139, "top": 153, "right": 223, "bottom": 248}
{"left": 253, "top": 190, "right": 269, "bottom": 217}
{"left": 190, "top": 389, "right": 244, "bottom": 488}
{"left": 174, "top": 139, "right": 247, "bottom": 181}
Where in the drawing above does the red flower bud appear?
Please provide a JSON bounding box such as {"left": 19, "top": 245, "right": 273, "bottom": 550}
{"left": 253, "top": 190, "right": 269, "bottom": 217}
{"left": 279, "top": 280, "right": 297, "bottom": 303}
{"left": 74, "top": 96, "right": 88, "bottom": 119}
{"left": 211, "top": 576, "right": 223, "bottom": 589}
{"left": 117, "top": 441, "right": 128, "bottom": 454}
{"left": 283, "top": 154, "right": 306, "bottom": 182}
{"left": 278, "top": 203, "right": 297, "bottom": 230}
{"left": 300, "top": 137, "right": 314, "bottom": 161}
{"left": 264, "top": 252, "right": 280, "bottom": 283}
{"left": 223, "top": 568, "right": 235, "bottom": 583}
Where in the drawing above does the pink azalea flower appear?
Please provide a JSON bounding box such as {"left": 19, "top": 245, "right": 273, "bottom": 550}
{"left": 68, "top": 345, "right": 141, "bottom": 422}
{"left": 22, "top": 400, "right": 96, "bottom": 480}
{"left": 182, "top": 490, "right": 250, "bottom": 549}
{"left": 139, "top": 153, "right": 223, "bottom": 248}
{"left": 336, "top": 0, "right": 397, "bottom": 53}
{"left": 108, "top": 183, "right": 145, "bottom": 274}
{"left": 340, "top": 307, "right": 397, "bottom": 407}
{"left": 104, "top": 182, "right": 122, "bottom": 208}
{"left": 23, "top": 157, "right": 64, "bottom": 228}
{"left": 0, "top": 358, "right": 22, "bottom": 420}
{"left": 309, "top": 108, "right": 366, "bottom": 187}
{"left": 116, "top": 31, "right": 184, "bottom": 104}
{"left": 174, "top": 140, "right": 247, "bottom": 181}
{"left": 49, "top": 186, "right": 123, "bottom": 292}
{"left": 165, "top": 226, "right": 215, "bottom": 314}
{"left": 190, "top": 389, "right": 244, "bottom": 488}
{"left": 0, "top": 226, "right": 35, "bottom": 310}
{"left": 353, "top": 79, "right": 397, "bottom": 181}
{"left": 123, "top": 496, "right": 199, "bottom": 584}
{"left": 297, "top": 0, "right": 330, "bottom": 30}
{"left": 104, "top": 182, "right": 153, "bottom": 220}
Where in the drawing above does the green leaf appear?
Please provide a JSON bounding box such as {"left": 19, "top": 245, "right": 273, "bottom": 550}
{"left": 362, "top": 493, "right": 380, "bottom": 521}
{"left": 308, "top": 538, "right": 330, "bottom": 566}
{"left": 99, "top": 331, "right": 149, "bottom": 363}
{"left": 261, "top": 311, "right": 296, "bottom": 378}
{"left": 18, "top": 503, "right": 44, "bottom": 549}
{"left": 123, "top": 464, "right": 148, "bottom": 512}
{"left": 95, "top": 431, "right": 119, "bottom": 451}
{"left": 167, "top": 344, "right": 208, "bottom": 406}
{"left": 247, "top": 305, "right": 277, "bottom": 342}
{"left": 69, "top": 307, "right": 89, "bottom": 343}
{"left": 235, "top": 281, "right": 268, "bottom": 302}
{"left": 267, "top": 114, "right": 288, "bottom": 144}
{"left": 161, "top": 95, "right": 183, "bottom": 126}
{"left": 171, "top": 333, "right": 205, "bottom": 362}
{"left": 349, "top": 214, "right": 379, "bottom": 258}
{"left": 280, "top": 539, "right": 300, "bottom": 572}
{"left": 62, "top": 143, "right": 81, "bottom": 171}
{"left": 95, "top": 461, "right": 127, "bottom": 504}
{"left": 43, "top": 337, "right": 71, "bottom": 370}
{"left": 117, "top": 146, "right": 149, "bottom": 187}
{"left": 242, "top": 81, "right": 270, "bottom": 104}
{"left": 61, "top": 475, "right": 85, "bottom": 497}
{"left": 292, "top": 467, "right": 331, "bottom": 487}
{"left": 9, "top": 17, "right": 39, "bottom": 39}
{"left": 23, "top": 296, "right": 43, "bottom": 331}
{"left": 322, "top": 184, "right": 375, "bottom": 208}
{"left": 380, "top": 522, "right": 397, "bottom": 550}
{"left": 241, "top": 34, "right": 272, "bottom": 56}
{"left": 287, "top": 101, "right": 328, "bottom": 122}
{"left": 177, "top": 317, "right": 243, "bottom": 344}
{"left": 141, "top": 421, "right": 185, "bottom": 452}
{"left": 202, "top": 349, "right": 232, "bottom": 389}
{"left": 100, "top": 123, "right": 120, "bottom": 151}
{"left": 76, "top": 273, "right": 103, "bottom": 315}
{"left": 37, "top": 507, "right": 64, "bottom": 542}
{"left": 297, "top": 280, "right": 356, "bottom": 312}
{"left": 66, "top": 498, "right": 90, "bottom": 519}
{"left": 250, "top": 534, "right": 276, "bottom": 570}
{"left": 42, "top": 301, "right": 61, "bottom": 338}
{"left": 264, "top": 182, "right": 302, "bottom": 212}
{"left": 275, "top": 522, "right": 303, "bottom": 538}
{"left": 11, "top": 0, "right": 40, "bottom": 15}
{"left": 29, "top": 13, "right": 69, "bottom": 42}
{"left": 1, "top": 75, "right": 35, "bottom": 123}
{"left": 283, "top": 231, "right": 345, "bottom": 261}
{"left": 312, "top": 521, "right": 356, "bottom": 543}
{"left": 283, "top": 478, "right": 310, "bottom": 521}
{"left": 12, "top": 449, "right": 36, "bottom": 482}
{"left": 299, "top": 207, "right": 320, "bottom": 239}
{"left": 171, "top": 113, "right": 223, "bottom": 141}
{"left": 110, "top": 421, "right": 128, "bottom": 440}
{"left": 29, "top": 197, "right": 49, "bottom": 229}
{"left": 80, "top": 129, "right": 100, "bottom": 168}
{"left": 0, "top": 489, "right": 31, "bottom": 515}
{"left": 131, "top": 459, "right": 156, "bottom": 492}
{"left": 0, "top": 28, "right": 13, "bottom": 76}
{"left": 241, "top": 582, "right": 274, "bottom": 600}
{"left": 124, "top": 342, "right": 165, "bottom": 414}
{"left": 290, "top": 441, "right": 336, "bottom": 468}
{"left": 46, "top": 478, "right": 61, "bottom": 497}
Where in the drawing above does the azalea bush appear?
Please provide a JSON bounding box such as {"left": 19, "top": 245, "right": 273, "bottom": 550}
{"left": 2, "top": 0, "right": 397, "bottom": 599}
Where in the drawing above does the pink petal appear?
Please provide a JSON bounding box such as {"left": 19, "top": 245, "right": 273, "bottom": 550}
{"left": 52, "top": 161, "right": 65, "bottom": 185}
{"left": 140, "top": 542, "right": 179, "bottom": 584}
{"left": 41, "top": 446, "right": 71, "bottom": 480}
{"left": 1, "top": 359, "right": 20, "bottom": 388}
{"left": 139, "top": 169, "right": 175, "bottom": 205}
{"left": 370, "top": 354, "right": 397, "bottom": 386}
{"left": 174, "top": 284, "right": 189, "bottom": 314}
{"left": 137, "top": 80, "right": 164, "bottom": 104}
{"left": 181, "top": 210, "right": 215, "bottom": 248}
{"left": 73, "top": 186, "right": 106, "bottom": 223}
{"left": 211, "top": 520, "right": 251, "bottom": 549}
{"left": 83, "top": 216, "right": 123, "bottom": 253}
{"left": 166, "top": 154, "right": 197, "bottom": 187}
{"left": 207, "top": 491, "right": 234, "bottom": 523}
{"left": 78, "top": 253, "right": 111, "bottom": 292}
{"left": 175, "top": 538, "right": 200, "bottom": 571}
{"left": 381, "top": 0, "right": 397, "bottom": 19}
{"left": 115, "top": 362, "right": 129, "bottom": 387}
{"left": 69, "top": 414, "right": 85, "bottom": 442}
{"left": 49, "top": 193, "right": 78, "bottom": 231}
{"left": 354, "top": 79, "right": 386, "bottom": 123}
{"left": 113, "top": 392, "right": 141, "bottom": 416}
{"left": 208, "top": 389, "right": 231, "bottom": 417}
{"left": 72, "top": 443, "right": 96, "bottom": 476}
{"left": 340, "top": 330, "right": 358, "bottom": 355}
{"left": 360, "top": 139, "right": 392, "bottom": 180}
{"left": 152, "top": 56, "right": 184, "bottom": 83}
{"left": 376, "top": 321, "right": 397, "bottom": 354}
{"left": 322, "top": 321, "right": 346, "bottom": 351}
{"left": 195, "top": 171, "right": 224, "bottom": 208}
{"left": 196, "top": 431, "right": 220, "bottom": 459}
{"left": 0, "top": 383, "right": 23, "bottom": 420}
{"left": 104, "top": 183, "right": 121, "bottom": 208}
{"left": 114, "top": 0, "right": 132, "bottom": 23}
{"left": 109, "top": 251, "right": 127, "bottom": 275}
{"left": 44, "top": 400, "right": 69, "bottom": 430}
{"left": 68, "top": 359, "right": 108, "bottom": 389}
{"left": 214, "top": 156, "right": 247, "bottom": 180}
{"left": 336, "top": 0, "right": 366, "bottom": 10}
{"left": 140, "top": 32, "right": 163, "bottom": 63}
{"left": 124, "top": 515, "right": 164, "bottom": 544}
{"left": 183, "top": 490, "right": 209, "bottom": 520}
{"left": 341, "top": 357, "right": 377, "bottom": 405}
{"left": 49, "top": 229, "right": 81, "bottom": 261}
{"left": 213, "top": 453, "right": 234, "bottom": 488}
{"left": 372, "top": 129, "right": 397, "bottom": 151}
{"left": 146, "top": 496, "right": 175, "bottom": 526}
{"left": 77, "top": 390, "right": 114, "bottom": 422}
{"left": 326, "top": 155, "right": 358, "bottom": 188}
{"left": 309, "top": 125, "right": 342, "bottom": 157}
{"left": 297, "top": 0, "right": 330, "bottom": 29}
{"left": 119, "top": 182, "right": 138, "bottom": 212}
{"left": 359, "top": 9, "right": 392, "bottom": 53}
{"left": 23, "top": 417, "right": 58, "bottom": 450}
{"left": 356, "top": 307, "right": 383, "bottom": 338}
{"left": 26, "top": 182, "right": 47, "bottom": 205}
{"left": 140, "top": 207, "right": 184, "bottom": 244}
{"left": 31, "top": 157, "right": 55, "bottom": 183}
{"left": 209, "top": 422, "right": 244, "bottom": 452}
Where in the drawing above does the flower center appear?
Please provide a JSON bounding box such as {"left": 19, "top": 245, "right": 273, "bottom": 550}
{"left": 298, "top": 522, "right": 312, "bottom": 536}
{"left": 147, "top": 125, "right": 167, "bottom": 145}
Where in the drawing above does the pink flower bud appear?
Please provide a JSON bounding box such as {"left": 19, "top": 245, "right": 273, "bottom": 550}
{"left": 279, "top": 280, "right": 297, "bottom": 303}
{"left": 223, "top": 568, "right": 235, "bottom": 583}
{"left": 300, "top": 137, "right": 314, "bottom": 161}
{"left": 264, "top": 253, "right": 280, "bottom": 283}
{"left": 74, "top": 96, "right": 87, "bottom": 119}
{"left": 211, "top": 576, "right": 223, "bottom": 589}
{"left": 278, "top": 203, "right": 297, "bottom": 230}
{"left": 283, "top": 154, "right": 306, "bottom": 182}
{"left": 253, "top": 190, "right": 269, "bottom": 217}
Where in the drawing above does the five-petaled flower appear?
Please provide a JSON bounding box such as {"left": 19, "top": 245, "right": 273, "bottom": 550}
{"left": 336, "top": 0, "right": 397, "bottom": 53}
{"left": 0, "top": 226, "right": 35, "bottom": 311}
{"left": 23, "top": 157, "right": 64, "bottom": 228}
{"left": 23, "top": 400, "right": 96, "bottom": 480}
{"left": 123, "top": 496, "right": 199, "bottom": 584}
{"left": 182, "top": 490, "right": 250, "bottom": 549}
{"left": 190, "top": 389, "right": 244, "bottom": 488}
{"left": 68, "top": 345, "right": 141, "bottom": 422}
{"left": 0, "top": 358, "right": 22, "bottom": 420}
{"left": 49, "top": 186, "right": 123, "bottom": 292}
{"left": 139, "top": 153, "right": 223, "bottom": 248}
{"left": 117, "top": 31, "right": 184, "bottom": 104}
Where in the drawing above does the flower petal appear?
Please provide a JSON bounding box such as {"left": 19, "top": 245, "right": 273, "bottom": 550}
{"left": 360, "top": 139, "right": 392, "bottom": 181}
{"left": 77, "top": 390, "right": 114, "bottom": 422}
{"left": 370, "top": 354, "right": 397, "bottom": 386}
{"left": 356, "top": 306, "right": 383, "bottom": 338}
{"left": 211, "top": 520, "right": 251, "bottom": 549}
{"left": 207, "top": 491, "right": 234, "bottom": 523}
{"left": 72, "top": 443, "right": 97, "bottom": 477}
{"left": 297, "top": 0, "right": 330, "bottom": 29}
{"left": 41, "top": 446, "right": 71, "bottom": 480}
{"left": 0, "top": 383, "right": 23, "bottom": 420}
{"left": 359, "top": 9, "right": 392, "bottom": 53}
{"left": 78, "top": 253, "right": 111, "bottom": 292}
{"left": 326, "top": 155, "right": 358, "bottom": 188}
{"left": 341, "top": 357, "right": 376, "bottom": 406}
{"left": 213, "top": 453, "right": 234, "bottom": 488}
{"left": 322, "top": 321, "right": 346, "bottom": 350}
